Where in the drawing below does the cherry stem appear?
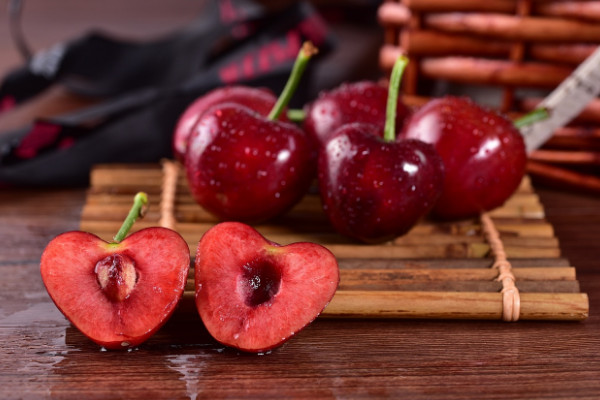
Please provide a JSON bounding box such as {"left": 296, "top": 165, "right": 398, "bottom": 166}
{"left": 287, "top": 108, "right": 306, "bottom": 123}
{"left": 384, "top": 55, "right": 409, "bottom": 142}
{"left": 113, "top": 192, "right": 148, "bottom": 243}
{"left": 267, "top": 41, "right": 318, "bottom": 121}
{"left": 513, "top": 107, "right": 550, "bottom": 129}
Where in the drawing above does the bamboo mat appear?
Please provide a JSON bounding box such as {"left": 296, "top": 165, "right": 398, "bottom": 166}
{"left": 80, "top": 161, "right": 589, "bottom": 321}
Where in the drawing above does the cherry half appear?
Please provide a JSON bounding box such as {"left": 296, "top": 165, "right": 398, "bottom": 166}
{"left": 195, "top": 221, "right": 339, "bottom": 353}
{"left": 40, "top": 193, "right": 190, "bottom": 349}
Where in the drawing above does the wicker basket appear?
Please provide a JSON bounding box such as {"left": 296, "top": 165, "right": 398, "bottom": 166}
{"left": 378, "top": 0, "right": 600, "bottom": 191}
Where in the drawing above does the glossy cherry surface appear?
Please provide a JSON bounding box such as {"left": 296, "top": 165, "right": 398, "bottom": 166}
{"left": 185, "top": 104, "right": 315, "bottom": 223}
{"left": 318, "top": 123, "right": 444, "bottom": 243}
{"left": 173, "top": 86, "right": 281, "bottom": 163}
{"left": 303, "top": 81, "right": 411, "bottom": 147}
{"left": 400, "top": 96, "right": 527, "bottom": 220}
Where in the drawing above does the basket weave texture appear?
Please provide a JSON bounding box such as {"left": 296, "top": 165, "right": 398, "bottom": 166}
{"left": 378, "top": 0, "right": 600, "bottom": 191}
{"left": 378, "top": 0, "right": 600, "bottom": 111}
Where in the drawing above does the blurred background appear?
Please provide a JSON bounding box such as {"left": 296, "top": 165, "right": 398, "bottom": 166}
{"left": 0, "top": 0, "right": 599, "bottom": 191}
{"left": 0, "top": 0, "right": 385, "bottom": 99}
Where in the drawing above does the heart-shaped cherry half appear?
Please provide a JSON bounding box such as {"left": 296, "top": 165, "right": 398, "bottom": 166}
{"left": 40, "top": 193, "right": 190, "bottom": 349}
{"left": 173, "top": 86, "right": 284, "bottom": 163}
{"left": 399, "top": 96, "right": 527, "bottom": 220}
{"left": 185, "top": 42, "right": 318, "bottom": 223}
{"left": 318, "top": 57, "right": 444, "bottom": 243}
{"left": 303, "top": 80, "right": 411, "bottom": 147}
{"left": 195, "top": 221, "right": 339, "bottom": 353}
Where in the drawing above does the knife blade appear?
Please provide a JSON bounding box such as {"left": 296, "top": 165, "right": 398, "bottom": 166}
{"left": 520, "top": 46, "right": 600, "bottom": 153}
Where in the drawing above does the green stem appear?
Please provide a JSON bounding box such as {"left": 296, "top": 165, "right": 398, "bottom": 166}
{"left": 513, "top": 107, "right": 550, "bottom": 129}
{"left": 287, "top": 108, "right": 306, "bottom": 123}
{"left": 113, "top": 192, "right": 148, "bottom": 243}
{"left": 383, "top": 56, "right": 409, "bottom": 142}
{"left": 267, "top": 41, "right": 318, "bottom": 121}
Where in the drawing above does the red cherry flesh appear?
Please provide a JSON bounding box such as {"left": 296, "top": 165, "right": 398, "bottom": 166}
{"left": 195, "top": 221, "right": 339, "bottom": 353}
{"left": 40, "top": 227, "right": 190, "bottom": 349}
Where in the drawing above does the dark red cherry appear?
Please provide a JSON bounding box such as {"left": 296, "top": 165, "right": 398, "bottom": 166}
{"left": 318, "top": 123, "right": 444, "bottom": 243}
{"left": 173, "top": 86, "right": 283, "bottom": 163}
{"left": 303, "top": 81, "right": 411, "bottom": 147}
{"left": 185, "top": 104, "right": 315, "bottom": 223}
{"left": 183, "top": 43, "right": 319, "bottom": 223}
{"left": 317, "top": 57, "right": 444, "bottom": 243}
{"left": 400, "top": 96, "right": 527, "bottom": 220}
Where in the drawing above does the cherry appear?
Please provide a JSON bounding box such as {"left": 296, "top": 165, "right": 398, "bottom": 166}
{"left": 185, "top": 42, "right": 318, "bottom": 223}
{"left": 318, "top": 57, "right": 444, "bottom": 243}
{"left": 400, "top": 96, "right": 527, "bottom": 220}
{"left": 40, "top": 193, "right": 190, "bottom": 349}
{"left": 303, "top": 80, "right": 411, "bottom": 147}
{"left": 173, "top": 86, "right": 285, "bottom": 163}
{"left": 195, "top": 222, "right": 339, "bottom": 353}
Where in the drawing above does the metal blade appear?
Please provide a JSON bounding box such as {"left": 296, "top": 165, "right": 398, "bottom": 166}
{"left": 520, "top": 46, "right": 600, "bottom": 153}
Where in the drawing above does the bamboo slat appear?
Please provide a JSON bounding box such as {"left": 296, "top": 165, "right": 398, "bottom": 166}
{"left": 79, "top": 163, "right": 589, "bottom": 321}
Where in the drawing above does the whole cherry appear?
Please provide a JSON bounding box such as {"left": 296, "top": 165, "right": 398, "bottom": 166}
{"left": 185, "top": 42, "right": 318, "bottom": 223}
{"left": 399, "top": 96, "right": 527, "bottom": 220}
{"left": 303, "top": 80, "right": 411, "bottom": 147}
{"left": 318, "top": 57, "right": 444, "bottom": 243}
{"left": 173, "top": 86, "right": 285, "bottom": 163}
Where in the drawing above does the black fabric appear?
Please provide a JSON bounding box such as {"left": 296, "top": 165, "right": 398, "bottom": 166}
{"left": 0, "top": 0, "right": 335, "bottom": 186}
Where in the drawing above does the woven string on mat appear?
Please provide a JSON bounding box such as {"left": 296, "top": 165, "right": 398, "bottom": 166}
{"left": 481, "top": 212, "right": 521, "bottom": 322}
{"left": 159, "top": 160, "right": 179, "bottom": 230}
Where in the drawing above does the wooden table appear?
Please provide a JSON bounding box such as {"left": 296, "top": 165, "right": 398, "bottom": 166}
{"left": 1, "top": 186, "right": 599, "bottom": 398}
{"left": 1, "top": 1, "right": 600, "bottom": 398}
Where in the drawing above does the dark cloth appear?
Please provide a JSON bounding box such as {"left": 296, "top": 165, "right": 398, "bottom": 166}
{"left": 0, "top": 0, "right": 335, "bottom": 186}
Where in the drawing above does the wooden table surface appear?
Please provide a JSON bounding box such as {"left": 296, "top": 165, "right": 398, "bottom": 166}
{"left": 1, "top": 1, "right": 600, "bottom": 399}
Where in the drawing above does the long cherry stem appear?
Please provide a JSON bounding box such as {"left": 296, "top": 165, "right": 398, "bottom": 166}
{"left": 113, "top": 192, "right": 148, "bottom": 243}
{"left": 267, "top": 41, "right": 318, "bottom": 121}
{"left": 383, "top": 56, "right": 409, "bottom": 142}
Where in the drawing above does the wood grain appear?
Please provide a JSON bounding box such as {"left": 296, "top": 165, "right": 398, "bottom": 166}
{"left": 76, "top": 163, "right": 588, "bottom": 321}
{"left": 1, "top": 2, "right": 600, "bottom": 398}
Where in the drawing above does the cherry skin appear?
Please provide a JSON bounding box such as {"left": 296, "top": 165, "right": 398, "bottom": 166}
{"left": 400, "top": 96, "right": 527, "bottom": 220}
{"left": 185, "top": 103, "right": 315, "bottom": 223}
{"left": 318, "top": 123, "right": 444, "bottom": 243}
{"left": 303, "top": 81, "right": 411, "bottom": 147}
{"left": 173, "top": 86, "right": 284, "bottom": 163}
